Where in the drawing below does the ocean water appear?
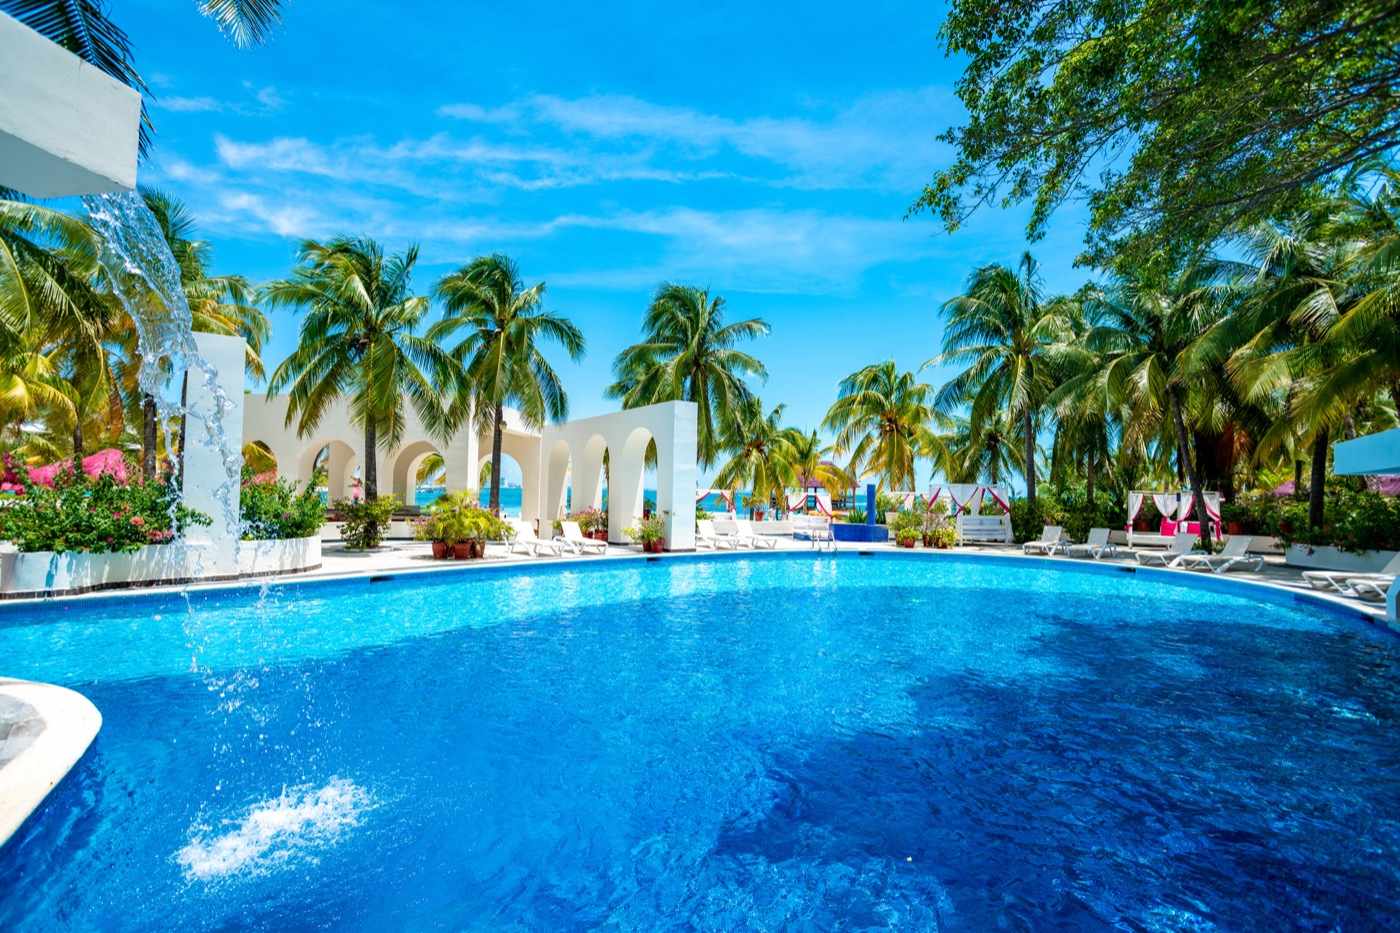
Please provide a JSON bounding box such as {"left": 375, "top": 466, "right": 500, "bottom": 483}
{"left": 1, "top": 554, "right": 1397, "bottom": 929}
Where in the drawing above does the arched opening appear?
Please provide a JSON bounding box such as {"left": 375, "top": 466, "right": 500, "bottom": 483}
{"left": 390, "top": 439, "right": 444, "bottom": 509}
{"left": 609, "top": 427, "right": 656, "bottom": 542}
{"left": 300, "top": 439, "right": 356, "bottom": 500}
{"left": 477, "top": 450, "right": 527, "bottom": 517}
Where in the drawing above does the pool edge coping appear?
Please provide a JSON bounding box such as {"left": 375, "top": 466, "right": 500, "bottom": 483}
{"left": 0, "top": 678, "right": 101, "bottom": 849}
{"left": 0, "top": 545, "right": 1389, "bottom": 636}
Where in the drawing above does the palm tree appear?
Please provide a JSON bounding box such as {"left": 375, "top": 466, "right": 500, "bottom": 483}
{"left": 607, "top": 284, "right": 768, "bottom": 467}
{"left": 429, "top": 254, "right": 584, "bottom": 514}
{"left": 822, "top": 361, "right": 939, "bottom": 491}
{"left": 121, "top": 189, "right": 269, "bottom": 479}
{"left": 264, "top": 237, "right": 455, "bottom": 501}
{"left": 782, "top": 428, "right": 849, "bottom": 496}
{"left": 713, "top": 398, "right": 796, "bottom": 514}
{"left": 1069, "top": 263, "right": 1228, "bottom": 548}
{"left": 929, "top": 252, "right": 1072, "bottom": 509}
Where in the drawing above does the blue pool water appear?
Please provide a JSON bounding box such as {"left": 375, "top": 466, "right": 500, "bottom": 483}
{"left": 1, "top": 554, "right": 1398, "bottom": 929}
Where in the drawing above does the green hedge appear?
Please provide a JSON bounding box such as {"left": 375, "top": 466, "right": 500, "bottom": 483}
{"left": 0, "top": 471, "right": 209, "bottom": 553}
{"left": 240, "top": 473, "right": 327, "bottom": 540}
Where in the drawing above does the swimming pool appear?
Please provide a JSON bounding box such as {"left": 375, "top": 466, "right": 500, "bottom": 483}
{"left": 1, "top": 553, "right": 1397, "bottom": 929}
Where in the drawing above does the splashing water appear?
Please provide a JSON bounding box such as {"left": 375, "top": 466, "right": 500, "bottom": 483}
{"left": 176, "top": 778, "right": 373, "bottom": 881}
{"left": 80, "top": 191, "right": 244, "bottom": 554}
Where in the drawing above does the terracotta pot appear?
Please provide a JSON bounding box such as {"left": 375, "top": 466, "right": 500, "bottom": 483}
{"left": 643, "top": 538, "right": 664, "bottom": 554}
{"left": 897, "top": 538, "right": 916, "bottom": 549}
{"left": 431, "top": 540, "right": 448, "bottom": 560}
{"left": 452, "top": 542, "right": 472, "bottom": 560}
{"left": 1227, "top": 521, "right": 1243, "bottom": 535}
{"left": 935, "top": 541, "right": 949, "bottom": 550}
{"left": 590, "top": 529, "right": 608, "bottom": 541}
{"left": 921, "top": 534, "right": 934, "bottom": 547}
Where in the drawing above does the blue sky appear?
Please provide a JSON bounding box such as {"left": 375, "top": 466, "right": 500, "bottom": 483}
{"left": 121, "top": 0, "right": 1093, "bottom": 485}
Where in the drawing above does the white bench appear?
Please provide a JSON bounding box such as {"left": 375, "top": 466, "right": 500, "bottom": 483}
{"left": 956, "top": 514, "right": 1012, "bottom": 545}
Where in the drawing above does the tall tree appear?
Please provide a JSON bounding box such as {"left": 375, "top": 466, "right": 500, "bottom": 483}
{"left": 713, "top": 398, "right": 796, "bottom": 514}
{"left": 430, "top": 254, "right": 584, "bottom": 514}
{"left": 607, "top": 284, "right": 768, "bottom": 468}
{"left": 918, "top": 1, "right": 1400, "bottom": 267}
{"left": 264, "top": 237, "right": 453, "bottom": 501}
{"left": 822, "top": 361, "right": 939, "bottom": 492}
{"left": 930, "top": 253, "right": 1071, "bottom": 509}
{"left": 1073, "top": 263, "right": 1228, "bottom": 548}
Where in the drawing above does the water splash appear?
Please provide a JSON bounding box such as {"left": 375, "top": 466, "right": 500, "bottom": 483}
{"left": 79, "top": 191, "right": 244, "bottom": 552}
{"left": 176, "top": 778, "right": 372, "bottom": 881}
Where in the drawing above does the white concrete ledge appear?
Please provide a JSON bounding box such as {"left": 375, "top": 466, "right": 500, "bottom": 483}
{"left": 0, "top": 536, "right": 321, "bottom": 597}
{"left": 0, "top": 12, "right": 140, "bottom": 197}
{"left": 1284, "top": 545, "right": 1398, "bottom": 573}
{"left": 0, "top": 678, "right": 100, "bottom": 847}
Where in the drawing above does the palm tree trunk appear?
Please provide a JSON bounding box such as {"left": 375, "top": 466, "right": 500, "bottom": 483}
{"left": 1308, "top": 427, "right": 1328, "bottom": 533}
{"left": 1086, "top": 458, "right": 1096, "bottom": 508}
{"left": 1022, "top": 410, "right": 1037, "bottom": 509}
{"left": 71, "top": 421, "right": 84, "bottom": 462}
{"left": 1293, "top": 458, "right": 1304, "bottom": 499}
{"left": 489, "top": 402, "right": 504, "bottom": 514}
{"left": 1169, "top": 387, "right": 1212, "bottom": 550}
{"left": 364, "top": 420, "right": 377, "bottom": 499}
{"left": 142, "top": 393, "right": 157, "bottom": 481}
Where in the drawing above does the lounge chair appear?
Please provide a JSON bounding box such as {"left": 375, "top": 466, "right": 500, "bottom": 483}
{"left": 733, "top": 518, "right": 778, "bottom": 549}
{"left": 793, "top": 514, "right": 834, "bottom": 550}
{"left": 1134, "top": 532, "right": 1199, "bottom": 566}
{"left": 1303, "top": 552, "right": 1400, "bottom": 593}
{"left": 1346, "top": 576, "right": 1398, "bottom": 602}
{"left": 554, "top": 520, "right": 606, "bottom": 556}
{"left": 1172, "top": 535, "right": 1264, "bottom": 573}
{"left": 506, "top": 518, "right": 565, "bottom": 557}
{"left": 696, "top": 519, "right": 734, "bottom": 550}
{"left": 1022, "top": 526, "right": 1064, "bottom": 555}
{"left": 1062, "top": 527, "right": 1119, "bottom": 559}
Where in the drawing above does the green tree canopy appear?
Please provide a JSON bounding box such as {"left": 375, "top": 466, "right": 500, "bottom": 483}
{"left": 916, "top": 1, "right": 1400, "bottom": 266}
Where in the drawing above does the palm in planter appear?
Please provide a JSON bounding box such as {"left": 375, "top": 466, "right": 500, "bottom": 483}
{"left": 626, "top": 514, "right": 666, "bottom": 553}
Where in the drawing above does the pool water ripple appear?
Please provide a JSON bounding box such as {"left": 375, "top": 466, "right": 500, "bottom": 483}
{"left": 0, "top": 553, "right": 1397, "bottom": 929}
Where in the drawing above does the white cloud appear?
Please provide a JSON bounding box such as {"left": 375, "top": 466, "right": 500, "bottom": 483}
{"left": 159, "top": 96, "right": 223, "bottom": 113}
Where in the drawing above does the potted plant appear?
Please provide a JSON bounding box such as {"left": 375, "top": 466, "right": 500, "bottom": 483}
{"left": 626, "top": 514, "right": 666, "bottom": 553}
{"left": 932, "top": 525, "right": 957, "bottom": 549}
{"left": 921, "top": 500, "right": 949, "bottom": 547}
{"left": 889, "top": 510, "right": 922, "bottom": 548}
{"left": 414, "top": 514, "right": 449, "bottom": 559}
{"left": 743, "top": 494, "right": 766, "bottom": 521}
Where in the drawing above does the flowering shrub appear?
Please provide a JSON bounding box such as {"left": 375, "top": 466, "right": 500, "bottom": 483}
{"left": 568, "top": 507, "right": 606, "bottom": 535}
{"left": 333, "top": 496, "right": 398, "bottom": 550}
{"left": 0, "top": 468, "right": 209, "bottom": 553}
{"left": 240, "top": 471, "right": 326, "bottom": 540}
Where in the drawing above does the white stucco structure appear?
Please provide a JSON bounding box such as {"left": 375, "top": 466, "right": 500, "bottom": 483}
{"left": 244, "top": 393, "right": 699, "bottom": 551}
{"left": 0, "top": 12, "right": 140, "bottom": 197}
{"left": 539, "top": 400, "right": 698, "bottom": 550}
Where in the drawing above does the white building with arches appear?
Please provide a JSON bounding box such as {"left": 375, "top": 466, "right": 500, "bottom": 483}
{"left": 243, "top": 394, "right": 698, "bottom": 551}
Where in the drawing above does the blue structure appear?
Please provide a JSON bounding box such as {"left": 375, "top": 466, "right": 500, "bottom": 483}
{"left": 833, "top": 483, "right": 889, "bottom": 543}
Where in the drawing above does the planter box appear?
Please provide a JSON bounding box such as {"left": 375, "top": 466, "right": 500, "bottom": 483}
{"left": 0, "top": 541, "right": 214, "bottom": 597}
{"left": 1284, "top": 544, "right": 1399, "bottom": 573}
{"left": 236, "top": 536, "right": 321, "bottom": 576}
{"left": 0, "top": 536, "right": 321, "bottom": 597}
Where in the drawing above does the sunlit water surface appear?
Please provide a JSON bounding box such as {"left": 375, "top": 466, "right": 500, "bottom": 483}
{"left": 1, "top": 553, "right": 1397, "bottom": 930}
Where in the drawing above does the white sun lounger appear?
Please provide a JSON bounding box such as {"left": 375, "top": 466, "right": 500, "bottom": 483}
{"left": 732, "top": 518, "right": 778, "bottom": 549}
{"left": 1022, "top": 526, "right": 1064, "bottom": 555}
{"left": 506, "top": 518, "right": 565, "bottom": 557}
{"left": 696, "top": 519, "right": 734, "bottom": 550}
{"left": 1303, "top": 552, "right": 1400, "bottom": 593}
{"left": 554, "top": 520, "right": 606, "bottom": 555}
{"left": 1062, "top": 527, "right": 1119, "bottom": 559}
{"left": 1134, "top": 532, "right": 1200, "bottom": 566}
{"left": 1171, "top": 535, "right": 1263, "bottom": 573}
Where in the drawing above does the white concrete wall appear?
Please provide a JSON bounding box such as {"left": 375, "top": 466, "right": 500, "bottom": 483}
{"left": 539, "top": 401, "right": 698, "bottom": 551}
{"left": 183, "top": 333, "right": 246, "bottom": 576}
{"left": 243, "top": 393, "right": 533, "bottom": 506}
{"left": 0, "top": 12, "right": 140, "bottom": 197}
